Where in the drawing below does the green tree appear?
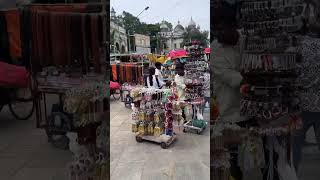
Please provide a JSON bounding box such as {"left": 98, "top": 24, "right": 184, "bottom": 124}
{"left": 182, "top": 27, "right": 209, "bottom": 47}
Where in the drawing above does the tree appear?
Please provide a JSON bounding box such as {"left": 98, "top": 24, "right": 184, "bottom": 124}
{"left": 120, "top": 11, "right": 142, "bottom": 34}
{"left": 182, "top": 27, "right": 209, "bottom": 47}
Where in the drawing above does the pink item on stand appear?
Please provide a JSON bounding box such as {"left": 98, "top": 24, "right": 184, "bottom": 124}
{"left": 204, "top": 48, "right": 211, "bottom": 54}
{"left": 0, "top": 61, "right": 29, "bottom": 88}
{"left": 110, "top": 81, "right": 120, "bottom": 90}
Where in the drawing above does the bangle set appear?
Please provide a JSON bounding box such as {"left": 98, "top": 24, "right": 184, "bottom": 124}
{"left": 241, "top": 53, "right": 297, "bottom": 72}
{"left": 243, "top": 15, "right": 303, "bottom": 35}
{"left": 245, "top": 35, "right": 297, "bottom": 52}
{"left": 240, "top": 99, "right": 291, "bottom": 119}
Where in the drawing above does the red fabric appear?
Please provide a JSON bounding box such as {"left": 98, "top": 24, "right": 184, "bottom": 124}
{"left": 110, "top": 81, "right": 120, "bottom": 90}
{"left": 111, "top": 64, "right": 117, "bottom": 81}
{"left": 3, "top": 9, "right": 22, "bottom": 59}
{"left": 0, "top": 62, "right": 29, "bottom": 88}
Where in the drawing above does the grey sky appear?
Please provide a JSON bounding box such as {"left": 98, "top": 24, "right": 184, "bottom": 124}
{"left": 110, "top": 0, "right": 210, "bottom": 31}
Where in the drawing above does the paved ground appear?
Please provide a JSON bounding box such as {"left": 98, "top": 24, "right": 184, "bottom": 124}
{"left": 0, "top": 95, "right": 71, "bottom": 180}
{"left": 298, "top": 128, "right": 320, "bottom": 180}
{"left": 110, "top": 99, "right": 210, "bottom": 180}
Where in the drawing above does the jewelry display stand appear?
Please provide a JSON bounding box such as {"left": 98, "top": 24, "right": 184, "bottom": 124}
{"left": 183, "top": 41, "right": 209, "bottom": 134}
{"left": 130, "top": 87, "right": 177, "bottom": 149}
{"left": 238, "top": 0, "right": 303, "bottom": 179}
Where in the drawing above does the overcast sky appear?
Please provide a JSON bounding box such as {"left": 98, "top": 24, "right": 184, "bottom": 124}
{"left": 110, "top": 0, "right": 210, "bottom": 31}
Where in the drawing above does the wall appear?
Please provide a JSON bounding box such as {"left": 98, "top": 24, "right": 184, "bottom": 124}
{"left": 133, "top": 34, "right": 150, "bottom": 54}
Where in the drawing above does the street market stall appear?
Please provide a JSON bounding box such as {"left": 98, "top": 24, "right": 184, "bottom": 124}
{"left": 211, "top": 1, "right": 304, "bottom": 179}
{"left": 18, "top": 3, "right": 109, "bottom": 180}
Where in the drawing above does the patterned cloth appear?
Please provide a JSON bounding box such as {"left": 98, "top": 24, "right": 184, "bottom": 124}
{"left": 297, "top": 35, "right": 320, "bottom": 112}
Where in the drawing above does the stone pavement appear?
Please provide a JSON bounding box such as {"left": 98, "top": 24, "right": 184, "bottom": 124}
{"left": 298, "top": 128, "right": 320, "bottom": 180}
{"left": 0, "top": 95, "right": 71, "bottom": 180}
{"left": 110, "top": 99, "right": 210, "bottom": 180}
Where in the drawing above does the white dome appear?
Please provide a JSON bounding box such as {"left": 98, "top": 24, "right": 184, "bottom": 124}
{"left": 174, "top": 21, "right": 184, "bottom": 32}
{"left": 160, "top": 20, "right": 169, "bottom": 30}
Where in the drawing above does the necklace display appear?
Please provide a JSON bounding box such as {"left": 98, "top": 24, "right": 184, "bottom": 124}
{"left": 236, "top": 0, "right": 303, "bottom": 179}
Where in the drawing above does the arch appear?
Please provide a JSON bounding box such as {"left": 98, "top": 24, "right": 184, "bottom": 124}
{"left": 115, "top": 43, "right": 120, "bottom": 52}
{"left": 121, "top": 45, "right": 126, "bottom": 53}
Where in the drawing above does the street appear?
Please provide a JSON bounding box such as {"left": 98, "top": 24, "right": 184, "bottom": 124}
{"left": 0, "top": 96, "right": 71, "bottom": 180}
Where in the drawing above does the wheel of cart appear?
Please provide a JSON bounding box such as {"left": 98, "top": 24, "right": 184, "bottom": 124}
{"left": 161, "top": 142, "right": 168, "bottom": 149}
{"left": 45, "top": 110, "right": 73, "bottom": 150}
{"left": 136, "top": 135, "right": 143, "bottom": 142}
{"left": 0, "top": 84, "right": 35, "bottom": 120}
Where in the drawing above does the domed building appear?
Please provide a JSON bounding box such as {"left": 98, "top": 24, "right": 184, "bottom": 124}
{"left": 158, "top": 18, "right": 200, "bottom": 53}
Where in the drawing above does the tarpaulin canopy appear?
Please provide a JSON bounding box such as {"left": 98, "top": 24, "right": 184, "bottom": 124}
{"left": 204, "top": 48, "right": 211, "bottom": 54}
{"left": 167, "top": 49, "right": 188, "bottom": 59}
{"left": 147, "top": 54, "right": 167, "bottom": 64}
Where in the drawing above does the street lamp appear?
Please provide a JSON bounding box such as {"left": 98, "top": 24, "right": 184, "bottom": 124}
{"left": 137, "top": 6, "right": 149, "bottom": 18}
{"left": 128, "top": 6, "right": 149, "bottom": 53}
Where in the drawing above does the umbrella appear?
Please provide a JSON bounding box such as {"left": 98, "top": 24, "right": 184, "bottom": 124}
{"left": 168, "top": 49, "right": 188, "bottom": 59}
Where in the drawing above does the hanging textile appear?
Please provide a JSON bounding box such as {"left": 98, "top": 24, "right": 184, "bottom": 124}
{"left": 3, "top": 9, "right": 22, "bottom": 59}
{"left": 111, "top": 63, "right": 143, "bottom": 84}
{"left": 28, "top": 7, "right": 103, "bottom": 72}
{"left": 0, "top": 13, "right": 10, "bottom": 62}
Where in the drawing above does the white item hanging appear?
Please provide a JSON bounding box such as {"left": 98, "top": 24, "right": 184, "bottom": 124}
{"left": 274, "top": 138, "right": 298, "bottom": 180}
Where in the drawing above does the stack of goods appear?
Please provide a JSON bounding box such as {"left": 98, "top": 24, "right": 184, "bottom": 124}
{"left": 130, "top": 87, "right": 176, "bottom": 140}
{"left": 237, "top": 0, "right": 303, "bottom": 179}
{"left": 64, "top": 81, "right": 108, "bottom": 180}
{"left": 131, "top": 87, "right": 165, "bottom": 137}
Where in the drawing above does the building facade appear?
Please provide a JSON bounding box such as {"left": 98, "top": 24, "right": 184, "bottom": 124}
{"left": 133, "top": 34, "right": 151, "bottom": 54}
{"left": 158, "top": 17, "right": 200, "bottom": 53}
{"left": 110, "top": 7, "right": 128, "bottom": 54}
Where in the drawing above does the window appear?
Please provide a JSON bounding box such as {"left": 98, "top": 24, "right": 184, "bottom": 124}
{"left": 174, "top": 43, "right": 177, "bottom": 49}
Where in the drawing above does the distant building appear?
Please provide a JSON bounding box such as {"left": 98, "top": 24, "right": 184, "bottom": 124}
{"left": 158, "top": 17, "right": 201, "bottom": 53}
{"left": 110, "top": 7, "right": 128, "bottom": 54}
{"left": 133, "top": 34, "right": 151, "bottom": 54}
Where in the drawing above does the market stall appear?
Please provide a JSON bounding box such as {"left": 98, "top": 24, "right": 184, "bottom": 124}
{"left": 211, "top": 0, "right": 303, "bottom": 179}
{"left": 18, "top": 3, "right": 109, "bottom": 180}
